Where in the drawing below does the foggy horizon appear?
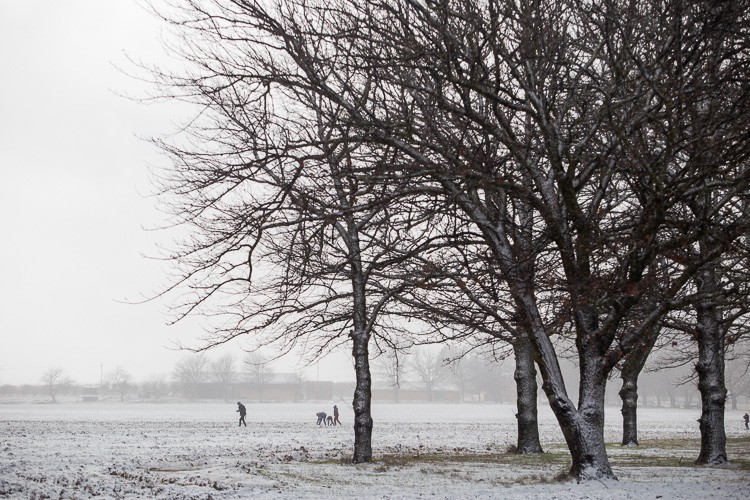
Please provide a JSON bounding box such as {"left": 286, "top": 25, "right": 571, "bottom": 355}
{"left": 0, "top": 347, "right": 357, "bottom": 388}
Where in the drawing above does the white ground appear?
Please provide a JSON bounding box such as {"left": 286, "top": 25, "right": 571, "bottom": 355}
{"left": 1, "top": 400, "right": 748, "bottom": 499}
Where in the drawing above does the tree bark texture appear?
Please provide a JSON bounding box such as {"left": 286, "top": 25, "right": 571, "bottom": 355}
{"left": 695, "top": 267, "right": 727, "bottom": 465}
{"left": 618, "top": 326, "right": 659, "bottom": 446}
{"left": 351, "top": 331, "right": 373, "bottom": 463}
{"left": 513, "top": 336, "right": 543, "bottom": 454}
{"left": 564, "top": 353, "right": 614, "bottom": 480}
{"left": 543, "top": 378, "right": 615, "bottom": 479}
{"left": 527, "top": 314, "right": 616, "bottom": 480}
{"left": 619, "top": 368, "right": 640, "bottom": 447}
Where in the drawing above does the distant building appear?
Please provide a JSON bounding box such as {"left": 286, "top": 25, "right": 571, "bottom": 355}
{"left": 80, "top": 386, "right": 99, "bottom": 402}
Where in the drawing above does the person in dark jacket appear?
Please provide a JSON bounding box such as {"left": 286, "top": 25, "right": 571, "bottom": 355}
{"left": 744, "top": 412, "right": 749, "bottom": 430}
{"left": 316, "top": 411, "right": 327, "bottom": 425}
{"left": 237, "top": 402, "right": 247, "bottom": 427}
{"left": 332, "top": 405, "right": 341, "bottom": 426}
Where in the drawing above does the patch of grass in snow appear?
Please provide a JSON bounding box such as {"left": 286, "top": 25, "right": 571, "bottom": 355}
{"left": 363, "top": 450, "right": 572, "bottom": 468}
{"left": 360, "top": 452, "right": 574, "bottom": 484}
{"left": 311, "top": 435, "right": 748, "bottom": 482}
{"left": 612, "top": 454, "right": 750, "bottom": 470}
{"left": 630, "top": 437, "right": 700, "bottom": 450}
{"left": 606, "top": 435, "right": 750, "bottom": 470}
{"left": 610, "top": 454, "right": 698, "bottom": 468}
{"left": 312, "top": 449, "right": 573, "bottom": 473}
{"left": 614, "top": 434, "right": 749, "bottom": 451}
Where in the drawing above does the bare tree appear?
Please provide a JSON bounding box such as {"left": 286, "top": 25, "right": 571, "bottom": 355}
{"left": 726, "top": 357, "right": 750, "bottom": 411}
{"left": 388, "top": 227, "right": 545, "bottom": 453}
{"left": 173, "top": 355, "right": 208, "bottom": 399}
{"left": 408, "top": 347, "right": 446, "bottom": 401}
{"left": 323, "top": 0, "right": 750, "bottom": 478}
{"left": 210, "top": 354, "right": 236, "bottom": 402}
{"left": 107, "top": 366, "right": 132, "bottom": 402}
{"left": 142, "top": 374, "right": 170, "bottom": 401}
{"left": 291, "top": 370, "right": 306, "bottom": 402}
{"left": 41, "top": 367, "right": 73, "bottom": 403}
{"left": 146, "top": 0, "right": 750, "bottom": 480}
{"left": 147, "top": 1, "right": 444, "bottom": 462}
{"left": 245, "top": 353, "right": 274, "bottom": 402}
{"left": 374, "top": 350, "right": 407, "bottom": 403}
{"left": 616, "top": 325, "right": 661, "bottom": 447}
{"left": 439, "top": 346, "right": 472, "bottom": 402}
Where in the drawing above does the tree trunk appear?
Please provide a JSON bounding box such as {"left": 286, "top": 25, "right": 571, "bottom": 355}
{"left": 513, "top": 336, "right": 543, "bottom": 453}
{"left": 618, "top": 325, "right": 659, "bottom": 447}
{"left": 509, "top": 191, "right": 544, "bottom": 454}
{"left": 348, "top": 220, "right": 373, "bottom": 464}
{"left": 530, "top": 319, "right": 616, "bottom": 480}
{"left": 619, "top": 368, "right": 639, "bottom": 447}
{"left": 351, "top": 331, "right": 373, "bottom": 463}
{"left": 543, "top": 382, "right": 615, "bottom": 479}
{"left": 562, "top": 354, "right": 614, "bottom": 480}
{"left": 695, "top": 269, "right": 727, "bottom": 465}
{"left": 463, "top": 199, "right": 615, "bottom": 479}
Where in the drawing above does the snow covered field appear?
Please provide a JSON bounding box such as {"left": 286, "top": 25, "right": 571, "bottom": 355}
{"left": 1, "top": 401, "right": 748, "bottom": 499}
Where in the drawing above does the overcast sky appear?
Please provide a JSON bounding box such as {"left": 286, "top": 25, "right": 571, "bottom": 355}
{"left": 0, "top": 0, "right": 351, "bottom": 386}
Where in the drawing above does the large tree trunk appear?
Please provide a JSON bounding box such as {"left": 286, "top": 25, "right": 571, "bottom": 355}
{"left": 513, "top": 336, "right": 543, "bottom": 454}
{"left": 694, "top": 267, "right": 727, "bottom": 465}
{"left": 351, "top": 330, "right": 373, "bottom": 463}
{"left": 527, "top": 314, "right": 616, "bottom": 480}
{"left": 542, "top": 377, "right": 614, "bottom": 480}
{"left": 564, "top": 353, "right": 614, "bottom": 480}
{"left": 462, "top": 196, "right": 615, "bottom": 480}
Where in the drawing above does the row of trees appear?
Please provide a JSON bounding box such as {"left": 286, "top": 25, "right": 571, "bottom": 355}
{"left": 16, "top": 354, "right": 275, "bottom": 402}
{"left": 171, "top": 349, "right": 515, "bottom": 401}
{"left": 146, "top": 0, "right": 750, "bottom": 481}
{"left": 13, "top": 349, "right": 513, "bottom": 403}
{"left": 6, "top": 347, "right": 747, "bottom": 407}
{"left": 7, "top": 349, "right": 501, "bottom": 402}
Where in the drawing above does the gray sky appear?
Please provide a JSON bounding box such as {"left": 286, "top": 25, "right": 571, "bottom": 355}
{"left": 0, "top": 0, "right": 351, "bottom": 386}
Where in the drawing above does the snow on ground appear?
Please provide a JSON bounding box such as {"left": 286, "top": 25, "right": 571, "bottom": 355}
{"left": 1, "top": 400, "right": 748, "bottom": 499}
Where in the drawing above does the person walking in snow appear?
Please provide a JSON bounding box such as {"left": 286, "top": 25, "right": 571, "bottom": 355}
{"left": 332, "top": 405, "right": 341, "bottom": 426}
{"left": 237, "top": 402, "right": 247, "bottom": 427}
{"left": 744, "top": 412, "right": 749, "bottom": 430}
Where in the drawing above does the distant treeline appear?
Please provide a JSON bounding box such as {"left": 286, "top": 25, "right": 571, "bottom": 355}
{"left": 5, "top": 358, "right": 747, "bottom": 408}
